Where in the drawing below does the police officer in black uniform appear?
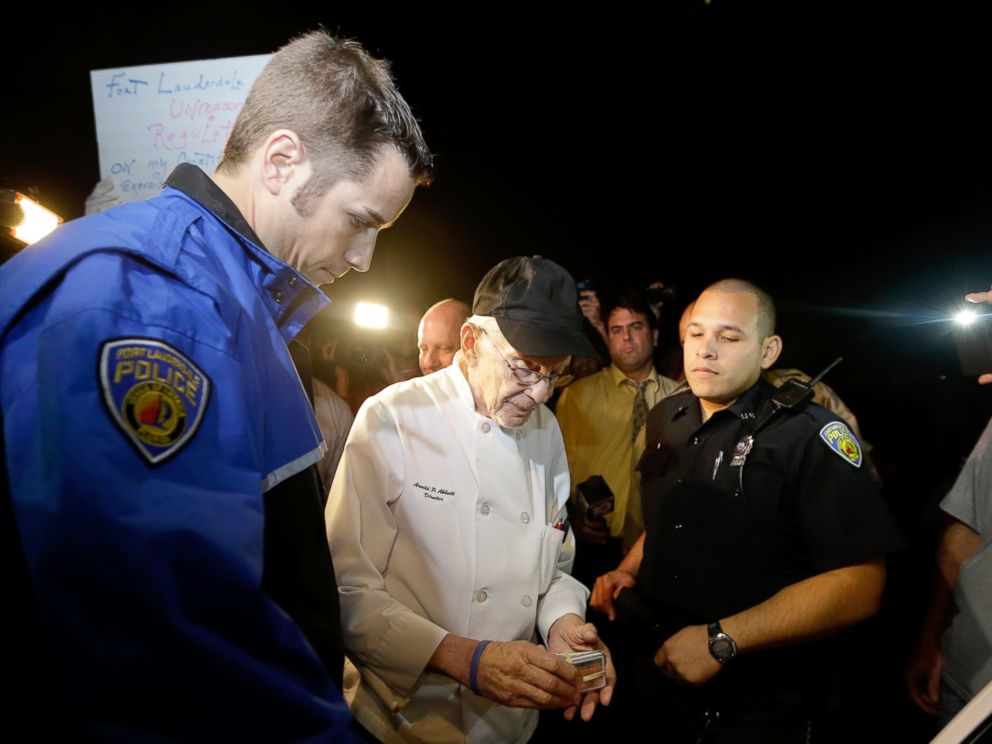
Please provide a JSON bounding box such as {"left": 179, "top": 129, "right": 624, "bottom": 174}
{"left": 591, "top": 279, "right": 903, "bottom": 743}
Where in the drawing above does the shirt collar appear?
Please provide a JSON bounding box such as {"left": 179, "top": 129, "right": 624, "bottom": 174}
{"left": 164, "top": 164, "right": 329, "bottom": 341}
{"left": 721, "top": 379, "right": 776, "bottom": 421}
{"left": 669, "top": 379, "right": 775, "bottom": 432}
{"left": 446, "top": 351, "right": 536, "bottom": 434}
{"left": 608, "top": 364, "right": 660, "bottom": 389}
{"left": 446, "top": 352, "right": 479, "bottom": 414}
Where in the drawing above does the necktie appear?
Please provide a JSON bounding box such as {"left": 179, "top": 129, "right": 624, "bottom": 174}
{"left": 631, "top": 379, "right": 649, "bottom": 441}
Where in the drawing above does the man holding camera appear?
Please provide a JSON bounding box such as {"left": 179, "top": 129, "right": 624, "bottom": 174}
{"left": 326, "top": 257, "right": 615, "bottom": 743}
{"left": 904, "top": 285, "right": 992, "bottom": 727}
{"left": 556, "top": 290, "right": 680, "bottom": 585}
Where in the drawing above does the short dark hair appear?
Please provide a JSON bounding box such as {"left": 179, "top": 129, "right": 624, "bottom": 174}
{"left": 604, "top": 290, "right": 657, "bottom": 332}
{"left": 702, "top": 278, "right": 776, "bottom": 338}
{"left": 218, "top": 30, "right": 433, "bottom": 214}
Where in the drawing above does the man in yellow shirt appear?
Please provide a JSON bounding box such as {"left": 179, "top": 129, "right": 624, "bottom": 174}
{"left": 556, "top": 290, "right": 680, "bottom": 586}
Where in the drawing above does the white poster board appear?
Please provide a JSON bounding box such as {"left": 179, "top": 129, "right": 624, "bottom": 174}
{"left": 90, "top": 54, "right": 271, "bottom": 203}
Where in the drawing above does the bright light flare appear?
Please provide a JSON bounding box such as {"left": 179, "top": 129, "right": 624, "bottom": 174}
{"left": 11, "top": 192, "right": 62, "bottom": 245}
{"left": 955, "top": 309, "right": 978, "bottom": 327}
{"left": 354, "top": 302, "right": 389, "bottom": 329}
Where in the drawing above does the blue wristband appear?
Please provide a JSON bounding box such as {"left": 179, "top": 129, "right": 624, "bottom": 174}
{"left": 469, "top": 640, "right": 492, "bottom": 695}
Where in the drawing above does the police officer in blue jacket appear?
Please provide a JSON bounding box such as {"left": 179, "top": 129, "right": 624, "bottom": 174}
{"left": 0, "top": 31, "right": 432, "bottom": 740}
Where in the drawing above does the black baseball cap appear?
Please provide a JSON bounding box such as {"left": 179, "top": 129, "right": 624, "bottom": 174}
{"left": 472, "top": 256, "right": 597, "bottom": 357}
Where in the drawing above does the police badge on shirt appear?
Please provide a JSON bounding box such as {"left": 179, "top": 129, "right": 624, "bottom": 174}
{"left": 100, "top": 338, "right": 210, "bottom": 464}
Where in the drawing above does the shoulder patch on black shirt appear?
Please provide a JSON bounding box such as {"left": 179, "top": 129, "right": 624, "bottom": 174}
{"left": 100, "top": 338, "right": 210, "bottom": 464}
{"left": 819, "top": 421, "right": 862, "bottom": 468}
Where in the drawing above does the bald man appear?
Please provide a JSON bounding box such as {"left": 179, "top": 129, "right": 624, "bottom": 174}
{"left": 418, "top": 298, "right": 471, "bottom": 375}
{"left": 679, "top": 302, "right": 874, "bottom": 467}
{"left": 593, "top": 280, "right": 902, "bottom": 742}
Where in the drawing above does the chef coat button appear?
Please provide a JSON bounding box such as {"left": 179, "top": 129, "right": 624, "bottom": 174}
{"left": 481, "top": 422, "right": 491, "bottom": 433}
{"left": 733, "top": 489, "right": 741, "bottom": 498}
{"left": 520, "top": 512, "right": 530, "bottom": 524}
{"left": 475, "top": 590, "right": 488, "bottom": 603}
{"left": 288, "top": 275, "right": 297, "bottom": 287}
{"left": 521, "top": 595, "right": 532, "bottom": 607}
{"left": 481, "top": 503, "right": 491, "bottom": 516}
{"left": 692, "top": 436, "right": 700, "bottom": 445}
{"left": 273, "top": 290, "right": 283, "bottom": 303}
{"left": 674, "top": 523, "right": 683, "bottom": 530}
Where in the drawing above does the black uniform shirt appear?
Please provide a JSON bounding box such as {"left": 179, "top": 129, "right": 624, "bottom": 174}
{"left": 638, "top": 380, "right": 903, "bottom": 634}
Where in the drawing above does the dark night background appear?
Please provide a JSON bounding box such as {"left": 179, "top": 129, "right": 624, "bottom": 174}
{"left": 5, "top": 4, "right": 992, "bottom": 738}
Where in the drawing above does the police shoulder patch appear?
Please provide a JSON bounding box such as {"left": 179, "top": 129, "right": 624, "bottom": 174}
{"left": 818, "top": 421, "right": 862, "bottom": 468}
{"left": 100, "top": 338, "right": 210, "bottom": 465}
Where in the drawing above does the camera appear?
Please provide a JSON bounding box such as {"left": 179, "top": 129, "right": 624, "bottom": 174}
{"left": 954, "top": 311, "right": 992, "bottom": 376}
{"left": 575, "top": 475, "right": 614, "bottom": 520}
{"left": 335, "top": 327, "right": 406, "bottom": 376}
{"left": 344, "top": 343, "right": 385, "bottom": 369}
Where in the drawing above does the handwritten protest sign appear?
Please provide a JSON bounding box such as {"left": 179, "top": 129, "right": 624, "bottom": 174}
{"left": 90, "top": 55, "right": 270, "bottom": 202}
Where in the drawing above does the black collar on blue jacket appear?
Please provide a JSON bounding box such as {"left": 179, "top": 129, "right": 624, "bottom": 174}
{"left": 165, "top": 163, "right": 265, "bottom": 249}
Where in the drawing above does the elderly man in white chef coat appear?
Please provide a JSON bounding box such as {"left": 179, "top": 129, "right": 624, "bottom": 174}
{"left": 327, "top": 256, "right": 615, "bottom": 743}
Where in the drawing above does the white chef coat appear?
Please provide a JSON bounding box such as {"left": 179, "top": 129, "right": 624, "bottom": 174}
{"left": 326, "top": 355, "right": 589, "bottom": 743}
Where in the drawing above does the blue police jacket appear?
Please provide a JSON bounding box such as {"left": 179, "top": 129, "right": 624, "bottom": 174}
{"left": 0, "top": 166, "right": 355, "bottom": 741}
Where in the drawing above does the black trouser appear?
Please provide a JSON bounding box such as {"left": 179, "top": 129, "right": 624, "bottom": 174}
{"left": 631, "top": 654, "right": 816, "bottom": 744}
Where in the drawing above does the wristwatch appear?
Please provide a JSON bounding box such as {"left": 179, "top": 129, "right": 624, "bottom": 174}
{"left": 707, "top": 621, "right": 737, "bottom": 664}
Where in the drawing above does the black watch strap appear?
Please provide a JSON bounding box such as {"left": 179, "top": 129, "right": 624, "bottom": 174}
{"left": 707, "top": 620, "right": 737, "bottom": 664}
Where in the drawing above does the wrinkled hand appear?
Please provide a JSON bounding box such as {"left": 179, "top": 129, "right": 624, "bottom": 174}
{"left": 565, "top": 498, "right": 609, "bottom": 545}
{"left": 475, "top": 640, "right": 580, "bottom": 710}
{"left": 590, "top": 570, "right": 636, "bottom": 621}
{"left": 905, "top": 634, "right": 942, "bottom": 716}
{"left": 548, "top": 614, "right": 616, "bottom": 721}
{"left": 653, "top": 624, "right": 722, "bottom": 688}
{"left": 965, "top": 287, "right": 992, "bottom": 383}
